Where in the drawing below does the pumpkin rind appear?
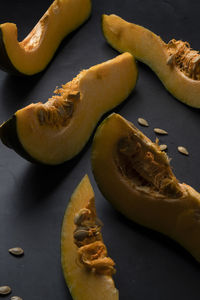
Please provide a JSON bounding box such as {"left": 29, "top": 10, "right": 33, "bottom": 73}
{"left": 61, "top": 174, "right": 119, "bottom": 300}
{"left": 0, "top": 116, "right": 38, "bottom": 163}
{"left": 92, "top": 113, "right": 200, "bottom": 262}
{"left": 102, "top": 14, "right": 200, "bottom": 108}
{"left": 0, "top": 53, "right": 138, "bottom": 165}
{"left": 0, "top": 0, "right": 92, "bottom": 75}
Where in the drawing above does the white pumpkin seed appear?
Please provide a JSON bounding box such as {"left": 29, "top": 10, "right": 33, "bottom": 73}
{"left": 37, "top": 109, "right": 45, "bottom": 124}
{"left": 68, "top": 91, "right": 80, "bottom": 100}
{"left": 167, "top": 54, "right": 174, "bottom": 65}
{"left": 11, "top": 297, "right": 23, "bottom": 300}
{"left": 9, "top": 247, "right": 24, "bottom": 256}
{"left": 0, "top": 285, "right": 11, "bottom": 295}
{"left": 178, "top": 146, "right": 189, "bottom": 155}
{"left": 193, "top": 56, "right": 200, "bottom": 64}
{"left": 137, "top": 118, "right": 149, "bottom": 127}
{"left": 159, "top": 144, "right": 167, "bottom": 151}
{"left": 154, "top": 128, "right": 168, "bottom": 135}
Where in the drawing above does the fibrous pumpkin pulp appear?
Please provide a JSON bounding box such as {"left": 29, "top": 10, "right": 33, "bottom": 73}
{"left": 61, "top": 174, "right": 119, "bottom": 300}
{"left": 92, "top": 113, "right": 200, "bottom": 262}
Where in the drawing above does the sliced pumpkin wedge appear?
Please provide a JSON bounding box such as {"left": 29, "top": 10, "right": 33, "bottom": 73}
{"left": 61, "top": 174, "right": 119, "bottom": 300}
{"left": 92, "top": 113, "right": 200, "bottom": 262}
{"left": 0, "top": 0, "right": 91, "bottom": 75}
{"left": 0, "top": 52, "right": 137, "bottom": 164}
{"left": 102, "top": 14, "right": 200, "bottom": 108}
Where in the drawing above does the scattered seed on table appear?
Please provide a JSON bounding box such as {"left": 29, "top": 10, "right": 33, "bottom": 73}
{"left": 154, "top": 128, "right": 168, "bottom": 135}
{"left": 178, "top": 146, "right": 189, "bottom": 155}
{"left": 11, "top": 297, "right": 23, "bottom": 300}
{"left": 0, "top": 285, "right": 11, "bottom": 295}
{"left": 159, "top": 144, "right": 167, "bottom": 151}
{"left": 137, "top": 118, "right": 149, "bottom": 127}
{"left": 9, "top": 247, "right": 24, "bottom": 256}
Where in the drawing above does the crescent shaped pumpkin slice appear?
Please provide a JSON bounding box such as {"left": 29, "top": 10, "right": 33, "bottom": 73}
{"left": 0, "top": 0, "right": 91, "bottom": 75}
{"left": 61, "top": 174, "right": 119, "bottom": 300}
{"left": 0, "top": 52, "right": 137, "bottom": 165}
{"left": 102, "top": 14, "right": 200, "bottom": 108}
{"left": 92, "top": 113, "right": 200, "bottom": 262}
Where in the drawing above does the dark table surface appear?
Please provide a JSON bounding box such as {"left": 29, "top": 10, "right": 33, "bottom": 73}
{"left": 0, "top": 0, "right": 200, "bottom": 299}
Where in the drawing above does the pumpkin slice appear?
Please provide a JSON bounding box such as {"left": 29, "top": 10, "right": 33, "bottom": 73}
{"left": 102, "top": 14, "right": 200, "bottom": 108}
{"left": 61, "top": 174, "right": 119, "bottom": 300}
{"left": 0, "top": 0, "right": 91, "bottom": 75}
{"left": 0, "top": 52, "right": 137, "bottom": 164}
{"left": 92, "top": 113, "right": 200, "bottom": 262}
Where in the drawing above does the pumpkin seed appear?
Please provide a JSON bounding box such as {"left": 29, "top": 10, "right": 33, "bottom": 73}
{"left": 159, "top": 144, "right": 167, "bottom": 151}
{"left": 9, "top": 247, "right": 24, "bottom": 256}
{"left": 154, "top": 128, "right": 168, "bottom": 135}
{"left": 167, "top": 54, "right": 174, "bottom": 65}
{"left": 193, "top": 56, "right": 200, "bottom": 64}
{"left": 74, "top": 208, "right": 91, "bottom": 225}
{"left": 63, "top": 101, "right": 74, "bottom": 117}
{"left": 178, "top": 146, "right": 189, "bottom": 155}
{"left": 68, "top": 91, "right": 80, "bottom": 100}
{"left": 0, "top": 285, "right": 11, "bottom": 295}
{"left": 137, "top": 118, "right": 149, "bottom": 127}
{"left": 37, "top": 109, "right": 45, "bottom": 125}
{"left": 11, "top": 297, "right": 23, "bottom": 300}
{"left": 74, "top": 229, "right": 90, "bottom": 241}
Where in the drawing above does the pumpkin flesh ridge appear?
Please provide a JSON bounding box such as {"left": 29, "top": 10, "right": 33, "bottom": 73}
{"left": 61, "top": 175, "right": 118, "bottom": 300}
{"left": 102, "top": 14, "right": 200, "bottom": 108}
{"left": 0, "top": 0, "right": 92, "bottom": 75}
{"left": 8, "top": 52, "right": 137, "bottom": 164}
{"left": 92, "top": 113, "right": 200, "bottom": 261}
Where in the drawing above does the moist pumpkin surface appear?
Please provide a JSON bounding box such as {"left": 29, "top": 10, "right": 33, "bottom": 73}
{"left": 0, "top": 52, "right": 137, "bottom": 165}
{"left": 92, "top": 113, "right": 200, "bottom": 262}
{"left": 102, "top": 14, "right": 200, "bottom": 108}
{"left": 0, "top": 0, "right": 91, "bottom": 75}
{"left": 61, "top": 174, "right": 118, "bottom": 300}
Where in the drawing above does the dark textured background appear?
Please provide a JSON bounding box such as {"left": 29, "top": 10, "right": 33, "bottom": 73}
{"left": 0, "top": 0, "right": 200, "bottom": 299}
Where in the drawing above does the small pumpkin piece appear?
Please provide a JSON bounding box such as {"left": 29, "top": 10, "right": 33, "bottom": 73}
{"left": 102, "top": 14, "right": 200, "bottom": 108}
{"left": 0, "top": 0, "right": 92, "bottom": 75}
{"left": 92, "top": 113, "right": 200, "bottom": 262}
{"left": 61, "top": 175, "right": 118, "bottom": 300}
{"left": 0, "top": 53, "right": 137, "bottom": 165}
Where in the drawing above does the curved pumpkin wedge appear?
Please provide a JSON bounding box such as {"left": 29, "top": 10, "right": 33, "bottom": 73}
{"left": 102, "top": 14, "right": 200, "bottom": 108}
{"left": 0, "top": 0, "right": 91, "bottom": 75}
{"left": 92, "top": 113, "right": 200, "bottom": 262}
{"left": 0, "top": 53, "right": 137, "bottom": 165}
{"left": 61, "top": 174, "right": 119, "bottom": 300}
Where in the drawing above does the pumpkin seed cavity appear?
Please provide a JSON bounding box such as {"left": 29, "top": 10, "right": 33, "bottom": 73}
{"left": 0, "top": 285, "right": 11, "bottom": 295}
{"left": 116, "top": 135, "right": 182, "bottom": 198}
{"left": 167, "top": 39, "right": 200, "bottom": 80}
{"left": 73, "top": 205, "right": 115, "bottom": 275}
{"left": 37, "top": 83, "right": 81, "bottom": 127}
